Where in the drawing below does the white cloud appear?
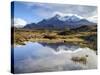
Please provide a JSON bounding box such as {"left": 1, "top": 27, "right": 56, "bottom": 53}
{"left": 23, "top": 2, "right": 97, "bottom": 18}
{"left": 87, "top": 15, "right": 98, "bottom": 23}
{"left": 14, "top": 18, "right": 27, "bottom": 28}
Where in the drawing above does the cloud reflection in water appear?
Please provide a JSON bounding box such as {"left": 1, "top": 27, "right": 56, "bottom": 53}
{"left": 13, "top": 42, "right": 97, "bottom": 73}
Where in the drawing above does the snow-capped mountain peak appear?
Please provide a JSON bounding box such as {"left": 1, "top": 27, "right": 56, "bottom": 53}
{"left": 54, "top": 14, "right": 61, "bottom": 18}
{"left": 50, "top": 14, "right": 84, "bottom": 22}
{"left": 64, "top": 15, "right": 81, "bottom": 22}
{"left": 59, "top": 14, "right": 84, "bottom": 22}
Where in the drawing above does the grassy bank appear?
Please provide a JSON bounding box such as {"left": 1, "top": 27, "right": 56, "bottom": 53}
{"left": 13, "top": 28, "right": 97, "bottom": 51}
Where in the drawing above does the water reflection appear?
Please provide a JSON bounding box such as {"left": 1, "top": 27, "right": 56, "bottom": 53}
{"left": 13, "top": 42, "right": 97, "bottom": 73}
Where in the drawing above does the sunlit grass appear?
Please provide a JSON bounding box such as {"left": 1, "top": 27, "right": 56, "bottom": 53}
{"left": 13, "top": 29, "right": 97, "bottom": 51}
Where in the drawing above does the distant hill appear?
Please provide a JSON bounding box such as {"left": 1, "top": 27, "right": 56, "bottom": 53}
{"left": 71, "top": 25, "right": 97, "bottom": 32}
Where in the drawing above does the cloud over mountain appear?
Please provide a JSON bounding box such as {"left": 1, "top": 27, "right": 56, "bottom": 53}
{"left": 14, "top": 2, "right": 97, "bottom": 23}
{"left": 14, "top": 18, "right": 27, "bottom": 28}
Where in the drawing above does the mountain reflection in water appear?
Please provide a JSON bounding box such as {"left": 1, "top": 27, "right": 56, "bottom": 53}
{"left": 12, "top": 42, "right": 97, "bottom": 73}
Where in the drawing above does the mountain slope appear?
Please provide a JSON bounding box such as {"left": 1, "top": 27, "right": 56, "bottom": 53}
{"left": 24, "top": 14, "right": 96, "bottom": 29}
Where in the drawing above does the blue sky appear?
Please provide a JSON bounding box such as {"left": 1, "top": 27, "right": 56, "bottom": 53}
{"left": 12, "top": 1, "right": 97, "bottom": 27}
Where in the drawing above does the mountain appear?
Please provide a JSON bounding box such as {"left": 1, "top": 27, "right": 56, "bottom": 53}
{"left": 37, "top": 14, "right": 65, "bottom": 29}
{"left": 24, "top": 14, "right": 96, "bottom": 29}
{"left": 24, "top": 23, "right": 37, "bottom": 29}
